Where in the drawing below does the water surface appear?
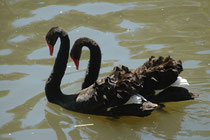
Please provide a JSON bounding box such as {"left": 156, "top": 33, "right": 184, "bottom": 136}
{"left": 0, "top": 0, "right": 210, "bottom": 140}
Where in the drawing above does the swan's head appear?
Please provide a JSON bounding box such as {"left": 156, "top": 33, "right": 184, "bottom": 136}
{"left": 70, "top": 48, "right": 80, "bottom": 70}
{"left": 71, "top": 57, "right": 79, "bottom": 70}
{"left": 70, "top": 37, "right": 100, "bottom": 70}
{"left": 70, "top": 39, "right": 82, "bottom": 70}
{"left": 45, "top": 26, "right": 60, "bottom": 56}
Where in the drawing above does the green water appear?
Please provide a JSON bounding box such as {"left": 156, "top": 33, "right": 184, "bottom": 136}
{"left": 0, "top": 0, "right": 210, "bottom": 139}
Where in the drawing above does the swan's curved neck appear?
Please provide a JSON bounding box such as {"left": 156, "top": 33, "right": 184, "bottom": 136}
{"left": 71, "top": 38, "right": 101, "bottom": 89}
{"left": 82, "top": 43, "right": 101, "bottom": 89}
{"left": 52, "top": 35, "right": 70, "bottom": 84}
{"left": 45, "top": 33, "right": 70, "bottom": 102}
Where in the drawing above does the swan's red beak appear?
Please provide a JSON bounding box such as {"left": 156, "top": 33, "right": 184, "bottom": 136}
{"left": 72, "top": 57, "right": 79, "bottom": 70}
{"left": 46, "top": 41, "right": 54, "bottom": 56}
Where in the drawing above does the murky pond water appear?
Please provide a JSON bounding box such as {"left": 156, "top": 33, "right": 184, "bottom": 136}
{"left": 1, "top": 0, "right": 210, "bottom": 139}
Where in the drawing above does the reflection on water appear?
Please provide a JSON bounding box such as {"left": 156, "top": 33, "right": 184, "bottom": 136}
{"left": 12, "top": 2, "right": 136, "bottom": 27}
{"left": 118, "top": 20, "right": 145, "bottom": 32}
{"left": 145, "top": 44, "right": 166, "bottom": 51}
{"left": 183, "top": 60, "right": 201, "bottom": 69}
{"left": 9, "top": 35, "right": 33, "bottom": 43}
{"left": 197, "top": 50, "right": 210, "bottom": 54}
{"left": 1, "top": 0, "right": 210, "bottom": 139}
{"left": 0, "top": 49, "right": 12, "bottom": 56}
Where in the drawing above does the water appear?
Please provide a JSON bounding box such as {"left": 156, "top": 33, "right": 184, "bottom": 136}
{"left": 0, "top": 0, "right": 210, "bottom": 139}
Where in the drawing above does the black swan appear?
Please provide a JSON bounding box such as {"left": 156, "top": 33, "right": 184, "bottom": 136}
{"left": 70, "top": 40, "right": 198, "bottom": 103}
{"left": 45, "top": 26, "right": 158, "bottom": 116}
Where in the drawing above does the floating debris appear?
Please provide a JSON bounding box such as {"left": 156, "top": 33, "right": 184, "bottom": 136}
{"left": 74, "top": 123, "right": 94, "bottom": 128}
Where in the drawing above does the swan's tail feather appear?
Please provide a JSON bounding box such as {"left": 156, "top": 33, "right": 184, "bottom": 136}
{"left": 131, "top": 56, "right": 198, "bottom": 103}
{"left": 133, "top": 56, "right": 184, "bottom": 95}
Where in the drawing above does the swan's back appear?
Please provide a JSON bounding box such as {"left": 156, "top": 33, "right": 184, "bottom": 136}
{"left": 133, "top": 56, "right": 183, "bottom": 92}
{"left": 74, "top": 65, "right": 157, "bottom": 116}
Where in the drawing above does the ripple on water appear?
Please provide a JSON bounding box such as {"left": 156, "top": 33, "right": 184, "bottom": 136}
{"left": 177, "top": 103, "right": 210, "bottom": 139}
{"left": 12, "top": 2, "right": 137, "bottom": 27}
{"left": 196, "top": 50, "right": 210, "bottom": 55}
{"left": 9, "top": 35, "right": 32, "bottom": 43}
{"left": 0, "top": 49, "right": 12, "bottom": 56}
{"left": 118, "top": 20, "right": 145, "bottom": 32}
{"left": 1, "top": 129, "right": 57, "bottom": 140}
{"left": 145, "top": 44, "right": 166, "bottom": 51}
{"left": 0, "top": 90, "right": 9, "bottom": 98}
{"left": 183, "top": 60, "right": 201, "bottom": 69}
